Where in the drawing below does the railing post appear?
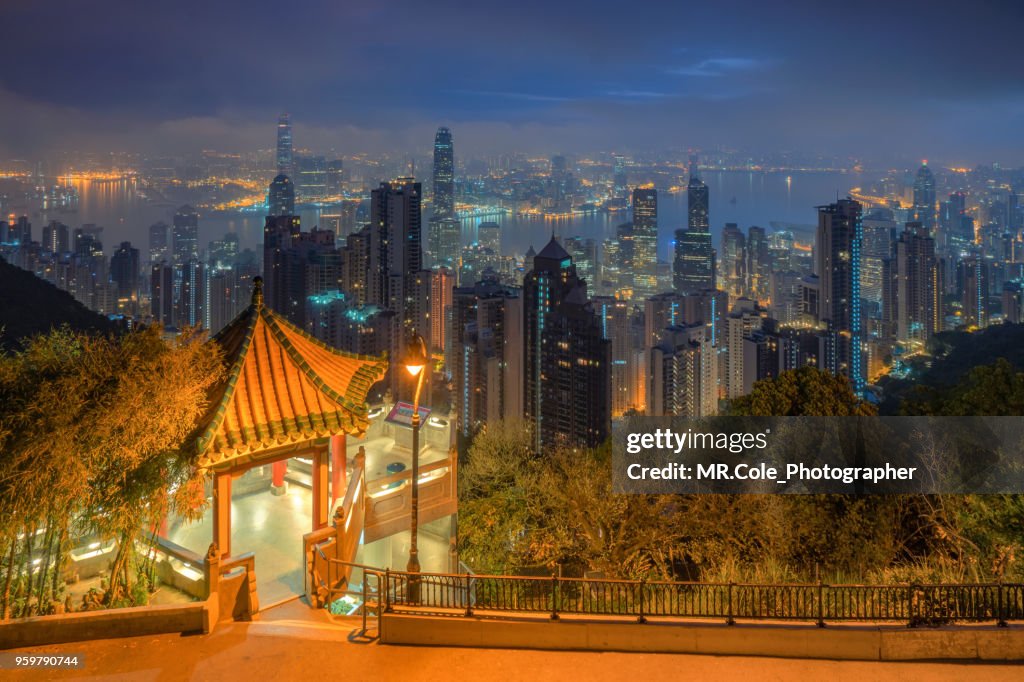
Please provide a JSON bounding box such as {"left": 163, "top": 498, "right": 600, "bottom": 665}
{"left": 638, "top": 578, "right": 647, "bottom": 624}
{"left": 906, "top": 583, "right": 916, "bottom": 628}
{"left": 550, "top": 575, "right": 560, "bottom": 621}
{"left": 997, "top": 581, "right": 1007, "bottom": 628}
{"left": 817, "top": 581, "right": 825, "bottom": 628}
{"left": 465, "top": 573, "right": 473, "bottom": 617}
{"left": 362, "top": 571, "right": 368, "bottom": 633}
{"left": 727, "top": 582, "right": 735, "bottom": 626}
{"left": 204, "top": 542, "right": 221, "bottom": 599}
{"left": 384, "top": 569, "right": 392, "bottom": 612}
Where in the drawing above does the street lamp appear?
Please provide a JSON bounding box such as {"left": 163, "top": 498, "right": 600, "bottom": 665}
{"left": 403, "top": 332, "right": 427, "bottom": 601}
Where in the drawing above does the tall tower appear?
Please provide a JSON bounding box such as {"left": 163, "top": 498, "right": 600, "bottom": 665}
{"left": 523, "top": 237, "right": 611, "bottom": 452}
{"left": 369, "top": 179, "right": 428, "bottom": 337}
{"left": 276, "top": 113, "right": 294, "bottom": 176}
{"left": 675, "top": 157, "right": 714, "bottom": 294}
{"left": 171, "top": 206, "right": 199, "bottom": 268}
{"left": 631, "top": 187, "right": 658, "bottom": 299}
{"left": 883, "top": 222, "right": 940, "bottom": 342}
{"left": 912, "top": 162, "right": 936, "bottom": 231}
{"left": 148, "top": 222, "right": 168, "bottom": 266}
{"left": 432, "top": 127, "right": 455, "bottom": 218}
{"left": 815, "top": 199, "right": 864, "bottom": 395}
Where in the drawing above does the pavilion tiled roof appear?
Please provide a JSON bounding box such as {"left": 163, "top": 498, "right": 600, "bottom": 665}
{"left": 194, "top": 278, "right": 387, "bottom": 471}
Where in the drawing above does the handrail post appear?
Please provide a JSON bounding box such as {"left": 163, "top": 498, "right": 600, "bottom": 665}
{"left": 638, "top": 578, "right": 647, "bottom": 624}
{"left": 465, "top": 573, "right": 473, "bottom": 617}
{"left": 364, "top": 569, "right": 372, "bottom": 630}
{"left": 727, "top": 582, "right": 735, "bottom": 626}
{"left": 997, "top": 581, "right": 1007, "bottom": 628}
{"left": 384, "top": 569, "right": 392, "bottom": 613}
{"left": 550, "top": 575, "right": 560, "bottom": 621}
{"left": 817, "top": 581, "right": 825, "bottom": 628}
{"left": 907, "top": 583, "right": 915, "bottom": 628}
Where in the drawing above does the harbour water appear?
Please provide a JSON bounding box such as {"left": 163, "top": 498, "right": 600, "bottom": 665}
{"left": 38, "top": 170, "right": 868, "bottom": 260}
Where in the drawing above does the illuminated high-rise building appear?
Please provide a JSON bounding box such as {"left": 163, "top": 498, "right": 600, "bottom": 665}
{"left": 523, "top": 237, "right": 611, "bottom": 452}
{"left": 631, "top": 187, "right": 658, "bottom": 299}
{"left": 746, "top": 226, "right": 769, "bottom": 300}
{"left": 452, "top": 276, "right": 523, "bottom": 441}
{"left": 148, "top": 222, "right": 168, "bottom": 265}
{"left": 883, "top": 222, "right": 941, "bottom": 342}
{"left": 912, "top": 162, "right": 936, "bottom": 231}
{"left": 815, "top": 199, "right": 864, "bottom": 395}
{"left": 368, "top": 179, "right": 428, "bottom": 338}
{"left": 276, "top": 113, "right": 293, "bottom": 175}
{"left": 647, "top": 323, "right": 717, "bottom": 417}
{"left": 40, "top": 220, "right": 68, "bottom": 255}
{"left": 675, "top": 158, "right": 714, "bottom": 294}
{"left": 296, "top": 155, "right": 328, "bottom": 200}
{"left": 720, "top": 223, "right": 747, "bottom": 297}
{"left": 433, "top": 126, "right": 455, "bottom": 218}
{"left": 958, "top": 257, "right": 989, "bottom": 328}
{"left": 268, "top": 174, "right": 296, "bottom": 217}
{"left": 613, "top": 155, "right": 628, "bottom": 199}
{"left": 171, "top": 206, "right": 199, "bottom": 268}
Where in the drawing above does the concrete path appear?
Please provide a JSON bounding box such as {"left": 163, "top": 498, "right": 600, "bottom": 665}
{"left": 5, "top": 599, "right": 1022, "bottom": 681}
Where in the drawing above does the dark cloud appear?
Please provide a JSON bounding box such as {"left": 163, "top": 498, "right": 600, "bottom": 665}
{"left": 1, "top": 0, "right": 1022, "bottom": 162}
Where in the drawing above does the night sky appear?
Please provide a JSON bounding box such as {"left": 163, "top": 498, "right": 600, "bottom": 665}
{"left": 2, "top": 0, "right": 1022, "bottom": 162}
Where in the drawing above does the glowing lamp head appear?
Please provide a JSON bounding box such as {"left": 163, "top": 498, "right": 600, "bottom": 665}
{"left": 403, "top": 333, "right": 428, "bottom": 378}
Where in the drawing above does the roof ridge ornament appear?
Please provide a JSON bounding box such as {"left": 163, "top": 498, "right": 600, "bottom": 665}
{"left": 252, "top": 276, "right": 264, "bottom": 309}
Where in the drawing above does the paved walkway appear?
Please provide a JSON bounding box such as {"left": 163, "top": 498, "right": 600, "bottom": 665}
{"left": 5, "top": 600, "right": 1022, "bottom": 681}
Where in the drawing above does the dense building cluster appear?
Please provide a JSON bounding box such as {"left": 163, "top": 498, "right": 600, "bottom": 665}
{"left": 3, "top": 116, "right": 1023, "bottom": 454}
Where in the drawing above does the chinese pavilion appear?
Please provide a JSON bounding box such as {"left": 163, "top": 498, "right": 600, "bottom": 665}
{"left": 193, "top": 277, "right": 387, "bottom": 558}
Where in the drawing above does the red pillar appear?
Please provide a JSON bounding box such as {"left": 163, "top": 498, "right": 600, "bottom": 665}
{"left": 330, "top": 433, "right": 346, "bottom": 507}
{"left": 212, "top": 472, "right": 232, "bottom": 559}
{"left": 312, "top": 448, "right": 329, "bottom": 531}
{"left": 271, "top": 460, "right": 288, "bottom": 495}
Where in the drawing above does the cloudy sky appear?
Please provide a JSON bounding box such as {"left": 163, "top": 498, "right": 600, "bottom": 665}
{"left": 2, "top": 0, "right": 1022, "bottom": 163}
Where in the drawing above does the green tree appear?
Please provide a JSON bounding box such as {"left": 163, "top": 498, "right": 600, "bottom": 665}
{"left": 0, "top": 326, "right": 222, "bottom": 616}
{"left": 730, "top": 366, "right": 876, "bottom": 416}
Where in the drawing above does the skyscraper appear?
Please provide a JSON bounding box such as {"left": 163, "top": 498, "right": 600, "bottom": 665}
{"left": 368, "top": 179, "right": 429, "bottom": 338}
{"left": 171, "top": 206, "right": 199, "bottom": 268}
{"left": 268, "top": 174, "right": 296, "bottom": 217}
{"left": 631, "top": 187, "right": 658, "bottom": 299}
{"left": 523, "top": 237, "right": 611, "bottom": 452}
{"left": 815, "top": 199, "right": 864, "bottom": 395}
{"left": 148, "top": 222, "right": 169, "bottom": 265}
{"left": 276, "top": 113, "right": 293, "bottom": 175}
{"left": 912, "top": 162, "right": 937, "bottom": 231}
{"left": 746, "top": 226, "right": 769, "bottom": 300}
{"left": 647, "top": 323, "right": 717, "bottom": 417}
{"left": 883, "top": 222, "right": 941, "bottom": 342}
{"left": 675, "top": 158, "right": 714, "bottom": 294}
{"left": 432, "top": 127, "right": 455, "bottom": 219}
{"left": 612, "top": 155, "right": 628, "bottom": 199}
{"left": 43, "top": 221, "right": 69, "bottom": 254}
{"left": 109, "top": 241, "right": 140, "bottom": 302}
{"left": 959, "top": 257, "right": 989, "bottom": 328}
{"left": 452, "top": 276, "right": 523, "bottom": 441}
{"left": 720, "top": 223, "right": 747, "bottom": 297}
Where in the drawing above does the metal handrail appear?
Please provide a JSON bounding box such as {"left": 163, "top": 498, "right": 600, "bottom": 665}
{"left": 319, "top": 564, "right": 1023, "bottom": 628}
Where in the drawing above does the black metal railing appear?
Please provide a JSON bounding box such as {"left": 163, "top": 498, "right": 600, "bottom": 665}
{"left": 369, "top": 568, "right": 1023, "bottom": 627}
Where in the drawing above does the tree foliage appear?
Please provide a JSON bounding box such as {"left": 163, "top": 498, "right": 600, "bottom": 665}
{"left": 730, "top": 366, "right": 876, "bottom": 416}
{"left": 459, "top": 364, "right": 1024, "bottom": 585}
{"left": 0, "top": 326, "right": 222, "bottom": 617}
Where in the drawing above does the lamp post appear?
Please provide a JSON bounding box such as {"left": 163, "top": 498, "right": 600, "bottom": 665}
{"left": 403, "top": 332, "right": 427, "bottom": 602}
